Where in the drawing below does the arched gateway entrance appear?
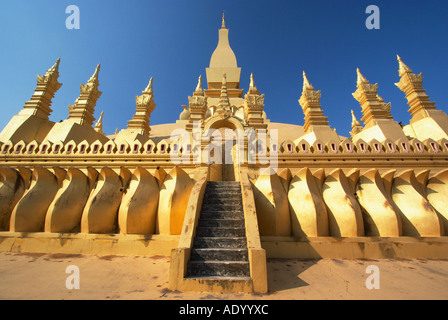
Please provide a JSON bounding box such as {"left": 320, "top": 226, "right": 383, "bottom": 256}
{"left": 203, "top": 116, "right": 246, "bottom": 182}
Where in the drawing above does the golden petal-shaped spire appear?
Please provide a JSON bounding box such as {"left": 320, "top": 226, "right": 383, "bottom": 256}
{"left": 47, "top": 57, "right": 61, "bottom": 75}
{"left": 88, "top": 63, "right": 101, "bottom": 84}
{"left": 351, "top": 110, "right": 361, "bottom": 128}
{"left": 143, "top": 77, "right": 153, "bottom": 94}
{"left": 95, "top": 111, "right": 104, "bottom": 128}
{"left": 249, "top": 73, "right": 257, "bottom": 90}
{"left": 195, "top": 75, "right": 203, "bottom": 93}
{"left": 94, "top": 111, "right": 104, "bottom": 134}
{"left": 302, "top": 71, "right": 314, "bottom": 91}
{"left": 397, "top": 55, "right": 413, "bottom": 76}
{"left": 356, "top": 68, "right": 369, "bottom": 85}
{"left": 247, "top": 73, "right": 261, "bottom": 96}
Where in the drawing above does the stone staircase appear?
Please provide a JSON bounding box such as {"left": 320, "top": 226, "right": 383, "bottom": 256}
{"left": 186, "top": 181, "right": 250, "bottom": 279}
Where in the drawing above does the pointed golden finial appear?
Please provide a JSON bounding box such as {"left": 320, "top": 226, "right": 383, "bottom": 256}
{"left": 350, "top": 110, "right": 363, "bottom": 135}
{"left": 397, "top": 55, "right": 412, "bottom": 76}
{"left": 302, "top": 71, "right": 314, "bottom": 91}
{"left": 96, "top": 110, "right": 104, "bottom": 124}
{"left": 221, "top": 11, "right": 226, "bottom": 29}
{"left": 94, "top": 111, "right": 104, "bottom": 134}
{"left": 299, "top": 71, "right": 327, "bottom": 133}
{"left": 351, "top": 110, "right": 361, "bottom": 127}
{"left": 247, "top": 73, "right": 260, "bottom": 95}
{"left": 195, "top": 75, "right": 203, "bottom": 93}
{"left": 88, "top": 63, "right": 101, "bottom": 84}
{"left": 20, "top": 57, "right": 62, "bottom": 119}
{"left": 395, "top": 54, "right": 437, "bottom": 121}
{"left": 356, "top": 68, "right": 369, "bottom": 85}
{"left": 143, "top": 77, "right": 153, "bottom": 94}
{"left": 249, "top": 73, "right": 257, "bottom": 90}
{"left": 47, "top": 57, "right": 61, "bottom": 75}
{"left": 68, "top": 63, "right": 102, "bottom": 126}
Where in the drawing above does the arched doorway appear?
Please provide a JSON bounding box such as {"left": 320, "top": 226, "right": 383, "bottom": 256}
{"left": 204, "top": 117, "right": 245, "bottom": 181}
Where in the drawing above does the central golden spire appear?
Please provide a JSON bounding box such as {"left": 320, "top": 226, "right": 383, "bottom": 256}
{"left": 206, "top": 13, "right": 241, "bottom": 92}
{"left": 209, "top": 14, "right": 237, "bottom": 69}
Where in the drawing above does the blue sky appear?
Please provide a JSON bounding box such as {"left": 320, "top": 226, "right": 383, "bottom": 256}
{"left": 0, "top": 0, "right": 447, "bottom": 137}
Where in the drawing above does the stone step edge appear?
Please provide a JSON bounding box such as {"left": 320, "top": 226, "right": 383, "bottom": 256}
{"left": 200, "top": 210, "right": 243, "bottom": 213}
{"left": 197, "top": 218, "right": 245, "bottom": 222}
{"left": 196, "top": 226, "right": 246, "bottom": 230}
{"left": 191, "top": 248, "right": 248, "bottom": 253}
{"left": 188, "top": 260, "right": 250, "bottom": 265}
{"left": 183, "top": 276, "right": 252, "bottom": 281}
{"left": 193, "top": 236, "right": 247, "bottom": 240}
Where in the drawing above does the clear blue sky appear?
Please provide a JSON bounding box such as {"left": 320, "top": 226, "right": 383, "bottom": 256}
{"left": 0, "top": 0, "right": 447, "bottom": 137}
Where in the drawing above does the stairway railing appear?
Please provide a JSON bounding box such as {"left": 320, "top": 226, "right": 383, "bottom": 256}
{"left": 239, "top": 168, "right": 268, "bottom": 293}
{"left": 168, "top": 166, "right": 209, "bottom": 290}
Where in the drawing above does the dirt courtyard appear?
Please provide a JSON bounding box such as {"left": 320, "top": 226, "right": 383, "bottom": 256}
{"left": 0, "top": 252, "right": 447, "bottom": 300}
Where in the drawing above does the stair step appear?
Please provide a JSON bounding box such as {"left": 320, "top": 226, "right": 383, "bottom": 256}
{"left": 199, "top": 219, "right": 244, "bottom": 228}
{"left": 203, "top": 193, "right": 242, "bottom": 199}
{"left": 205, "top": 185, "right": 241, "bottom": 189}
{"left": 205, "top": 184, "right": 241, "bottom": 190}
{"left": 203, "top": 194, "right": 242, "bottom": 200}
{"left": 183, "top": 276, "right": 252, "bottom": 281}
{"left": 201, "top": 203, "right": 243, "bottom": 211}
{"left": 202, "top": 198, "right": 242, "bottom": 205}
{"left": 207, "top": 181, "right": 240, "bottom": 185}
{"left": 190, "top": 248, "right": 248, "bottom": 261}
{"left": 193, "top": 237, "right": 247, "bottom": 249}
{"left": 186, "top": 261, "right": 250, "bottom": 278}
{"left": 200, "top": 211, "right": 244, "bottom": 219}
{"left": 206, "top": 183, "right": 240, "bottom": 187}
{"left": 204, "top": 190, "right": 241, "bottom": 195}
{"left": 196, "top": 226, "right": 246, "bottom": 237}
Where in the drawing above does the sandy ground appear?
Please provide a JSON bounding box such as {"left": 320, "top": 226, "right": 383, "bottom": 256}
{"left": 0, "top": 252, "right": 447, "bottom": 300}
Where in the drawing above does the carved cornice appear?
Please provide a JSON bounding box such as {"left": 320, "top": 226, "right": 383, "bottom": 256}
{"left": 395, "top": 72, "right": 423, "bottom": 92}
{"left": 188, "top": 95, "right": 207, "bottom": 109}
{"left": 244, "top": 94, "right": 265, "bottom": 110}
{"left": 299, "top": 90, "right": 321, "bottom": 105}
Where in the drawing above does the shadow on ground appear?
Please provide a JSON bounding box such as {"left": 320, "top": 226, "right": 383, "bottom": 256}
{"left": 266, "top": 258, "right": 318, "bottom": 293}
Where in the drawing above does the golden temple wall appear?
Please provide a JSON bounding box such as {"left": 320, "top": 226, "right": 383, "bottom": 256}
{"left": 1, "top": 135, "right": 448, "bottom": 238}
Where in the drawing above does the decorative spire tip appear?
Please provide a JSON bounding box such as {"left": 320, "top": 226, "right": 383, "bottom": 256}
{"left": 351, "top": 110, "right": 361, "bottom": 128}
{"left": 356, "top": 68, "right": 369, "bottom": 85}
{"left": 143, "top": 77, "right": 153, "bottom": 94}
{"left": 249, "top": 73, "right": 258, "bottom": 92}
{"left": 89, "top": 63, "right": 101, "bottom": 82}
{"left": 194, "top": 75, "right": 203, "bottom": 94}
{"left": 302, "top": 71, "right": 313, "bottom": 90}
{"left": 397, "top": 54, "right": 412, "bottom": 75}
{"left": 47, "top": 57, "right": 61, "bottom": 74}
